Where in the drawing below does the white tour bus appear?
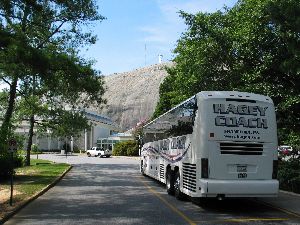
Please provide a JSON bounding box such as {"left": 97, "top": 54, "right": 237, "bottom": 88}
{"left": 140, "top": 91, "right": 279, "bottom": 200}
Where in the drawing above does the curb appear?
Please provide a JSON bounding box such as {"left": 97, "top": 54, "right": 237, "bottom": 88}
{"left": 0, "top": 165, "right": 73, "bottom": 225}
{"left": 279, "top": 190, "right": 300, "bottom": 197}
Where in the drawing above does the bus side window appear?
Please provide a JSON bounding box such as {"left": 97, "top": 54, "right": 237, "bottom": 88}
{"left": 159, "top": 140, "right": 163, "bottom": 151}
{"left": 177, "top": 138, "right": 182, "bottom": 149}
{"left": 177, "top": 136, "right": 186, "bottom": 149}
{"left": 171, "top": 138, "right": 177, "bottom": 149}
{"left": 154, "top": 141, "right": 160, "bottom": 152}
{"left": 182, "top": 136, "right": 186, "bottom": 149}
{"left": 162, "top": 139, "right": 169, "bottom": 151}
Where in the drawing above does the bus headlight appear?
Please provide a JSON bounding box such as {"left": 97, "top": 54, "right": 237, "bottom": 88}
{"left": 201, "top": 158, "right": 209, "bottom": 178}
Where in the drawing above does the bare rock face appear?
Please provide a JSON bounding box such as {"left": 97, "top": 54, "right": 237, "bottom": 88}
{"left": 97, "top": 63, "right": 172, "bottom": 131}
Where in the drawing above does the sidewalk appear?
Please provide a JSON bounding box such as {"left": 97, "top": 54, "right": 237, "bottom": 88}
{"left": 258, "top": 190, "right": 300, "bottom": 217}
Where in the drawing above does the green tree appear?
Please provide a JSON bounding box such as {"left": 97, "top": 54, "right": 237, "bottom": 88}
{"left": 0, "top": 0, "right": 106, "bottom": 165}
{"left": 154, "top": 0, "right": 300, "bottom": 145}
{"left": 16, "top": 53, "right": 105, "bottom": 165}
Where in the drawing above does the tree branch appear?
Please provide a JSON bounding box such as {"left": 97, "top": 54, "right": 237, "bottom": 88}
{"left": 37, "top": 21, "right": 66, "bottom": 49}
{"left": 1, "top": 77, "right": 12, "bottom": 87}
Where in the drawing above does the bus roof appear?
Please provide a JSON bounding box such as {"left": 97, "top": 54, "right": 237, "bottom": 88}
{"left": 197, "top": 91, "right": 273, "bottom": 103}
{"left": 144, "top": 91, "right": 273, "bottom": 129}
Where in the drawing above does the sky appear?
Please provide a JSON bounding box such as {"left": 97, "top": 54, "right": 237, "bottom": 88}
{"left": 82, "top": 0, "right": 238, "bottom": 76}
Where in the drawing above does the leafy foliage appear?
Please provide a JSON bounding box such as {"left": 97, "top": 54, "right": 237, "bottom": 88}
{"left": 113, "top": 141, "right": 139, "bottom": 156}
{"left": 154, "top": 0, "right": 300, "bottom": 145}
{"left": 0, "top": 0, "right": 106, "bottom": 147}
{"left": 0, "top": 152, "right": 24, "bottom": 178}
{"left": 31, "top": 144, "right": 40, "bottom": 153}
{"left": 0, "top": 0, "right": 107, "bottom": 166}
{"left": 278, "top": 158, "right": 300, "bottom": 193}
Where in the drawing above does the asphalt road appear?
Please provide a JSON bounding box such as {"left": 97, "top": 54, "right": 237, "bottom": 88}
{"left": 4, "top": 154, "right": 300, "bottom": 225}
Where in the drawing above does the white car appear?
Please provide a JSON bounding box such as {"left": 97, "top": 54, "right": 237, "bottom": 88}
{"left": 87, "top": 147, "right": 112, "bottom": 158}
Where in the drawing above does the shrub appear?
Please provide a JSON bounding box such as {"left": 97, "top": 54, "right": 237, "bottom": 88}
{"left": 72, "top": 148, "right": 80, "bottom": 153}
{"left": 0, "top": 152, "right": 25, "bottom": 178}
{"left": 290, "top": 177, "right": 300, "bottom": 194}
{"left": 113, "top": 142, "right": 128, "bottom": 156}
{"left": 31, "top": 144, "right": 42, "bottom": 154}
{"left": 126, "top": 142, "right": 139, "bottom": 156}
{"left": 113, "top": 140, "right": 139, "bottom": 156}
{"left": 278, "top": 158, "right": 300, "bottom": 193}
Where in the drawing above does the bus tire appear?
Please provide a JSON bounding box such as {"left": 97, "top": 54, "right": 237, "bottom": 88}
{"left": 174, "top": 171, "right": 185, "bottom": 200}
{"left": 166, "top": 169, "right": 174, "bottom": 195}
{"left": 141, "top": 160, "right": 145, "bottom": 176}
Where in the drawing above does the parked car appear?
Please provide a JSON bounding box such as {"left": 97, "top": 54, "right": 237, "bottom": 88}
{"left": 278, "top": 145, "right": 293, "bottom": 155}
{"left": 86, "top": 147, "right": 112, "bottom": 158}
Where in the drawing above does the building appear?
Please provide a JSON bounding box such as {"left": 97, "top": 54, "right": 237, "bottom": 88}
{"left": 97, "top": 132, "right": 134, "bottom": 151}
{"left": 15, "top": 110, "right": 128, "bottom": 152}
{"left": 82, "top": 110, "right": 121, "bottom": 151}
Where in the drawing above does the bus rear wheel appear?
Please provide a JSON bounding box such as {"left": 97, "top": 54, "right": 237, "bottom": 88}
{"left": 166, "top": 169, "right": 174, "bottom": 195}
{"left": 174, "top": 171, "right": 185, "bottom": 200}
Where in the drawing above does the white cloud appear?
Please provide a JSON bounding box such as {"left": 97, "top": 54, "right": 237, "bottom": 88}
{"left": 158, "top": 0, "right": 207, "bottom": 23}
{"left": 139, "top": 26, "right": 170, "bottom": 43}
{"left": 158, "top": 0, "right": 230, "bottom": 17}
{"left": 140, "top": 0, "right": 231, "bottom": 45}
{"left": 137, "top": 1, "right": 236, "bottom": 66}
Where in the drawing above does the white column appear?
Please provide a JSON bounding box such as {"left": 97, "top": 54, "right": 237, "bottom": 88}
{"left": 71, "top": 136, "right": 74, "bottom": 152}
{"left": 90, "top": 126, "right": 93, "bottom": 147}
{"left": 47, "top": 129, "right": 51, "bottom": 151}
{"left": 84, "top": 129, "right": 88, "bottom": 151}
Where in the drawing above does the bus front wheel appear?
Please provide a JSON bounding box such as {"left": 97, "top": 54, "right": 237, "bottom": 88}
{"left": 166, "top": 169, "right": 174, "bottom": 195}
{"left": 174, "top": 171, "right": 185, "bottom": 200}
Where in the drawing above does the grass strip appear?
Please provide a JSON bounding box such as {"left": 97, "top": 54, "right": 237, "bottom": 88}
{"left": 0, "top": 159, "right": 70, "bottom": 222}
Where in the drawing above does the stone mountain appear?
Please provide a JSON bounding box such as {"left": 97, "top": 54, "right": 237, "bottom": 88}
{"left": 96, "top": 62, "right": 172, "bottom": 131}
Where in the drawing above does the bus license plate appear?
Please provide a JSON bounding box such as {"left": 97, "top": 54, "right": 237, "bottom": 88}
{"left": 237, "top": 165, "right": 247, "bottom": 172}
{"left": 238, "top": 173, "right": 247, "bottom": 178}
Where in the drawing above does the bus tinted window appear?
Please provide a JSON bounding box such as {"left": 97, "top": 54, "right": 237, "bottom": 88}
{"left": 171, "top": 138, "right": 177, "bottom": 149}
{"left": 177, "top": 136, "right": 186, "bottom": 149}
{"left": 161, "top": 139, "right": 169, "bottom": 151}
{"left": 144, "top": 96, "right": 197, "bottom": 142}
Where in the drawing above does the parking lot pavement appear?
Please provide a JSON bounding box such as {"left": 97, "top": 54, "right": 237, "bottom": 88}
{"left": 32, "top": 154, "right": 300, "bottom": 220}
{"left": 32, "top": 153, "right": 140, "bottom": 165}
{"left": 258, "top": 191, "right": 300, "bottom": 217}
{"left": 5, "top": 155, "right": 188, "bottom": 225}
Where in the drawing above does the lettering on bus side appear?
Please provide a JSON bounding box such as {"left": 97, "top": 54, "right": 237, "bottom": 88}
{"left": 213, "top": 104, "right": 268, "bottom": 129}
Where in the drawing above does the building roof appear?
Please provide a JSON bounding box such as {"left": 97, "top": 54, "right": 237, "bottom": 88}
{"left": 83, "top": 110, "right": 114, "bottom": 125}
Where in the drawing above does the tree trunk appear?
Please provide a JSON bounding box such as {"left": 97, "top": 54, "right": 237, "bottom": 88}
{"left": 0, "top": 77, "right": 18, "bottom": 150}
{"left": 26, "top": 115, "right": 35, "bottom": 166}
